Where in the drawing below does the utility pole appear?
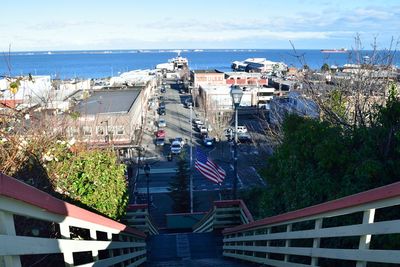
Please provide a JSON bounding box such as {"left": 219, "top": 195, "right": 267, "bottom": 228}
{"left": 189, "top": 105, "right": 193, "bottom": 213}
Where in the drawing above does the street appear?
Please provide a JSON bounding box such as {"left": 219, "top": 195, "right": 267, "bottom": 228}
{"left": 133, "top": 79, "right": 267, "bottom": 225}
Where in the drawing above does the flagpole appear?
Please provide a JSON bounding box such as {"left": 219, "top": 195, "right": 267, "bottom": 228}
{"left": 189, "top": 105, "right": 193, "bottom": 213}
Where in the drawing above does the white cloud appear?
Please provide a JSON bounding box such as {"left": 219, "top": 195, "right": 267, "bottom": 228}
{"left": 2, "top": 2, "right": 400, "bottom": 50}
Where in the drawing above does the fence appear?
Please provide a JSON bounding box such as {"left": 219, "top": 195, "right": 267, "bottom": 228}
{"left": 223, "top": 182, "right": 400, "bottom": 266}
{"left": 0, "top": 173, "right": 147, "bottom": 267}
{"left": 193, "top": 200, "right": 253, "bottom": 233}
{"left": 125, "top": 204, "right": 158, "bottom": 235}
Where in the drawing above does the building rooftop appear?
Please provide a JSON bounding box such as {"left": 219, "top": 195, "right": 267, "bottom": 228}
{"left": 74, "top": 89, "right": 140, "bottom": 115}
{"left": 192, "top": 69, "right": 224, "bottom": 74}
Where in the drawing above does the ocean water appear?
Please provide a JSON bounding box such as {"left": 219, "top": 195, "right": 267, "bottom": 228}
{"left": 0, "top": 49, "right": 398, "bottom": 79}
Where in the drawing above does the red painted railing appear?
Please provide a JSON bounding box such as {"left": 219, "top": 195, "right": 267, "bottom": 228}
{"left": 222, "top": 182, "right": 400, "bottom": 266}
{"left": 223, "top": 181, "right": 400, "bottom": 235}
{"left": 0, "top": 173, "right": 145, "bottom": 238}
{"left": 193, "top": 199, "right": 254, "bottom": 233}
{"left": 0, "top": 173, "right": 147, "bottom": 266}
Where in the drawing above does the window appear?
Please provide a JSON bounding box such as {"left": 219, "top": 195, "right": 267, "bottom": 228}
{"left": 82, "top": 126, "right": 92, "bottom": 136}
{"left": 68, "top": 127, "right": 79, "bottom": 137}
{"left": 257, "top": 92, "right": 274, "bottom": 96}
{"left": 96, "top": 126, "right": 105, "bottom": 135}
{"left": 116, "top": 126, "right": 124, "bottom": 135}
{"left": 107, "top": 126, "right": 114, "bottom": 135}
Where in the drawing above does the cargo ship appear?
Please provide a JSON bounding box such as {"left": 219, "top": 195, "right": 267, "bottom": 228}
{"left": 320, "top": 48, "right": 348, "bottom": 53}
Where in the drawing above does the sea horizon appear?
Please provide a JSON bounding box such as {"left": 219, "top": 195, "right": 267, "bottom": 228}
{"left": 1, "top": 48, "right": 398, "bottom": 79}
{"left": 4, "top": 47, "right": 378, "bottom": 55}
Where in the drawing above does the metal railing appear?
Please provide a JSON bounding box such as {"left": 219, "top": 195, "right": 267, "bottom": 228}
{"left": 222, "top": 182, "right": 400, "bottom": 266}
{"left": 0, "top": 173, "right": 147, "bottom": 267}
{"left": 125, "top": 204, "right": 159, "bottom": 235}
{"left": 193, "top": 200, "right": 254, "bottom": 233}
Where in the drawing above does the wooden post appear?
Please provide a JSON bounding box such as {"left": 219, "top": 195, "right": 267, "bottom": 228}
{"left": 311, "top": 218, "right": 323, "bottom": 266}
{"left": 59, "top": 223, "right": 74, "bottom": 267}
{"left": 107, "top": 232, "right": 114, "bottom": 259}
{"left": 266, "top": 228, "right": 271, "bottom": 260}
{"left": 356, "top": 209, "right": 376, "bottom": 267}
{"left": 0, "top": 211, "right": 21, "bottom": 267}
{"left": 252, "top": 231, "right": 256, "bottom": 257}
{"left": 284, "top": 224, "right": 292, "bottom": 262}
{"left": 89, "top": 229, "right": 99, "bottom": 262}
{"left": 119, "top": 235, "right": 125, "bottom": 263}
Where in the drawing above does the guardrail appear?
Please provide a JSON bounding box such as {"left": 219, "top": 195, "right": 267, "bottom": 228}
{"left": 193, "top": 200, "right": 254, "bottom": 233}
{"left": 0, "top": 173, "right": 147, "bottom": 267}
{"left": 222, "top": 182, "right": 400, "bottom": 266}
{"left": 125, "top": 204, "right": 159, "bottom": 235}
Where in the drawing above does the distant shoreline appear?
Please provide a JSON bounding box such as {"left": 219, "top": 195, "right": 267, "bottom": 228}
{"left": 6, "top": 48, "right": 337, "bottom": 55}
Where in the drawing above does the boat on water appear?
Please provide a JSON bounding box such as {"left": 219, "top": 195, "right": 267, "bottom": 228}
{"left": 320, "top": 48, "right": 348, "bottom": 53}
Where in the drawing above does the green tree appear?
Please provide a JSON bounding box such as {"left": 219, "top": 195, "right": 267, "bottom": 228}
{"left": 168, "top": 153, "right": 190, "bottom": 213}
{"left": 258, "top": 91, "right": 400, "bottom": 218}
{"left": 321, "top": 63, "right": 330, "bottom": 72}
{"left": 45, "top": 146, "right": 128, "bottom": 220}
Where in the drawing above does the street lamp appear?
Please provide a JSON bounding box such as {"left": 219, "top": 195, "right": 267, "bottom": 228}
{"left": 230, "top": 86, "right": 243, "bottom": 200}
{"left": 143, "top": 163, "right": 151, "bottom": 208}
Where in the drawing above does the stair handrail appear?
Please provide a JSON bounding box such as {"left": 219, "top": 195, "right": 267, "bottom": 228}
{"left": 0, "top": 172, "right": 147, "bottom": 266}
{"left": 126, "top": 204, "right": 159, "bottom": 235}
{"left": 222, "top": 181, "right": 400, "bottom": 266}
{"left": 193, "top": 199, "right": 254, "bottom": 233}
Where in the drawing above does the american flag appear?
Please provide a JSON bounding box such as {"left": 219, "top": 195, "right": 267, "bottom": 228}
{"left": 195, "top": 147, "right": 226, "bottom": 184}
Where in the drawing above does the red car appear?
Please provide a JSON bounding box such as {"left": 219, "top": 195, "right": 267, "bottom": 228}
{"left": 156, "top": 129, "right": 166, "bottom": 138}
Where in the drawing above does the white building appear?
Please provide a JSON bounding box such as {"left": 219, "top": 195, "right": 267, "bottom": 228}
{"left": 231, "top": 58, "right": 287, "bottom": 74}
{"left": 269, "top": 92, "right": 319, "bottom": 125}
{"left": 109, "top": 70, "right": 157, "bottom": 87}
{"left": 198, "top": 84, "right": 275, "bottom": 111}
{"left": 0, "top": 75, "right": 52, "bottom": 108}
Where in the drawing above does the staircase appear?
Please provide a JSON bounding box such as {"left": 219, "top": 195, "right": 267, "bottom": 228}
{"left": 146, "top": 232, "right": 250, "bottom": 267}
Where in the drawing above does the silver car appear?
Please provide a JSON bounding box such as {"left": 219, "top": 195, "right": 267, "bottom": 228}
{"left": 170, "top": 140, "right": 182, "bottom": 154}
{"left": 158, "top": 118, "right": 166, "bottom": 127}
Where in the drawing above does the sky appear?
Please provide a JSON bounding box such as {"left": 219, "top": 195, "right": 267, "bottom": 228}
{"left": 1, "top": 0, "right": 399, "bottom": 51}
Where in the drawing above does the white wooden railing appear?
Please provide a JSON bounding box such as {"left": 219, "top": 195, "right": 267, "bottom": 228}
{"left": 125, "top": 204, "right": 158, "bottom": 235}
{"left": 193, "top": 200, "right": 254, "bottom": 233}
{"left": 223, "top": 182, "right": 400, "bottom": 266}
{"left": 0, "top": 173, "right": 147, "bottom": 267}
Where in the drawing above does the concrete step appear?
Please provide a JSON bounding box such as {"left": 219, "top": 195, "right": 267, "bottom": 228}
{"left": 145, "top": 257, "right": 255, "bottom": 267}
{"left": 147, "top": 232, "right": 223, "bottom": 263}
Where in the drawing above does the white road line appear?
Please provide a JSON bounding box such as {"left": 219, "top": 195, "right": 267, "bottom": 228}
{"left": 138, "top": 168, "right": 177, "bottom": 174}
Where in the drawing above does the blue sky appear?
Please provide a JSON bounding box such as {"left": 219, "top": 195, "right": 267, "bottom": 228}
{"left": 2, "top": 0, "right": 399, "bottom": 51}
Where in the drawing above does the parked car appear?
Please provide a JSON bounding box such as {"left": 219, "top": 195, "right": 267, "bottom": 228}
{"left": 159, "top": 102, "right": 166, "bottom": 109}
{"left": 158, "top": 107, "right": 166, "bottom": 115}
{"left": 160, "top": 87, "right": 166, "bottom": 93}
{"left": 193, "top": 118, "right": 203, "bottom": 125}
{"left": 158, "top": 118, "right": 166, "bottom": 127}
{"left": 199, "top": 126, "right": 208, "bottom": 134}
{"left": 174, "top": 137, "right": 185, "bottom": 146}
{"left": 238, "top": 133, "right": 252, "bottom": 143}
{"left": 224, "top": 128, "right": 233, "bottom": 137}
{"left": 155, "top": 137, "right": 165, "bottom": 146}
{"left": 203, "top": 136, "right": 214, "bottom": 147}
{"left": 237, "top": 125, "right": 248, "bottom": 134}
{"left": 156, "top": 129, "right": 166, "bottom": 138}
{"left": 184, "top": 98, "right": 193, "bottom": 108}
{"left": 170, "top": 140, "right": 182, "bottom": 154}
